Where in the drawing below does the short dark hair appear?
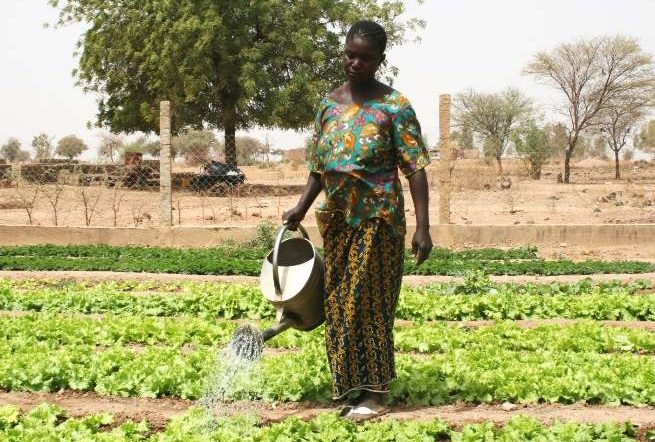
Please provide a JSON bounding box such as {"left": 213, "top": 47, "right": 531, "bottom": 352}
{"left": 346, "top": 20, "right": 387, "bottom": 55}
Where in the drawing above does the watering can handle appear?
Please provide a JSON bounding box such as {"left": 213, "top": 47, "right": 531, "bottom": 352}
{"left": 272, "top": 223, "right": 310, "bottom": 297}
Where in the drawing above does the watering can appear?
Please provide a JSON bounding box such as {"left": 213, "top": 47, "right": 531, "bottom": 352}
{"left": 259, "top": 223, "right": 325, "bottom": 342}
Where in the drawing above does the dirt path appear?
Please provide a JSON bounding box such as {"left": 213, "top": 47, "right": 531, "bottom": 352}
{"left": 2, "top": 309, "right": 655, "bottom": 330}
{"left": 1, "top": 270, "right": 654, "bottom": 286}
{"left": 257, "top": 402, "right": 655, "bottom": 429}
{"left": 0, "top": 391, "right": 192, "bottom": 431}
{"left": 0, "top": 270, "right": 258, "bottom": 284}
{"left": 2, "top": 391, "right": 655, "bottom": 431}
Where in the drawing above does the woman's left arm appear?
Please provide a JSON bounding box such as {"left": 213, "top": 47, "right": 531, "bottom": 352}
{"left": 407, "top": 169, "right": 432, "bottom": 265}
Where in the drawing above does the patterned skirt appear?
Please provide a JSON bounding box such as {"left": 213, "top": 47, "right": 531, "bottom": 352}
{"left": 321, "top": 212, "right": 405, "bottom": 399}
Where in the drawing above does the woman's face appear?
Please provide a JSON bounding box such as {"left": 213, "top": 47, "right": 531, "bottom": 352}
{"left": 342, "top": 35, "right": 383, "bottom": 84}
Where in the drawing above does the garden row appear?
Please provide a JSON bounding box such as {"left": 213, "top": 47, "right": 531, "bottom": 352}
{"left": 0, "top": 243, "right": 540, "bottom": 261}
{"left": 0, "top": 404, "right": 642, "bottom": 441}
{"left": 5, "top": 313, "right": 655, "bottom": 354}
{"left": 3, "top": 338, "right": 655, "bottom": 404}
{"left": 0, "top": 244, "right": 652, "bottom": 275}
{"left": 3, "top": 276, "right": 655, "bottom": 436}
{"left": 3, "top": 279, "right": 655, "bottom": 321}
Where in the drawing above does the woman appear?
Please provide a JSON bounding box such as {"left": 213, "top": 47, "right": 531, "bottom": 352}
{"left": 282, "top": 20, "right": 432, "bottom": 422}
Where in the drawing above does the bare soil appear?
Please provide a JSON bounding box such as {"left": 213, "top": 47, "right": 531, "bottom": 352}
{"left": 0, "top": 391, "right": 191, "bottom": 431}
{"left": 1, "top": 160, "right": 654, "bottom": 229}
{"left": 1, "top": 270, "right": 654, "bottom": 285}
{"left": 2, "top": 391, "right": 654, "bottom": 431}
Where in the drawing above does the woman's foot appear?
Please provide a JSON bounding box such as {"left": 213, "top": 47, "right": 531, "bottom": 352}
{"left": 344, "top": 390, "right": 389, "bottom": 422}
{"left": 338, "top": 395, "right": 360, "bottom": 417}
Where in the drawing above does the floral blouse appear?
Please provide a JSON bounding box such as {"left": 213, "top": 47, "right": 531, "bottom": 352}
{"left": 307, "top": 90, "right": 430, "bottom": 236}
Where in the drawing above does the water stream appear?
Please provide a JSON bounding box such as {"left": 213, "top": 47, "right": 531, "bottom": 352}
{"left": 198, "top": 324, "right": 266, "bottom": 424}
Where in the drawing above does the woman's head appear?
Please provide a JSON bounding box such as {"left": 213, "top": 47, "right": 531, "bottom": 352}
{"left": 343, "top": 20, "right": 387, "bottom": 84}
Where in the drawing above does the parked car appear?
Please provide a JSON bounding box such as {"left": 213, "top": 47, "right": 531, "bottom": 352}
{"left": 190, "top": 161, "right": 246, "bottom": 191}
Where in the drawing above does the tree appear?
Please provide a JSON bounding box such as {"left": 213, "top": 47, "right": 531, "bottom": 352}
{"left": 544, "top": 123, "right": 568, "bottom": 154}
{"left": 49, "top": 0, "right": 423, "bottom": 168}
{"left": 525, "top": 35, "right": 655, "bottom": 183}
{"left": 451, "top": 125, "right": 475, "bottom": 150}
{"left": 512, "top": 121, "right": 552, "bottom": 180}
{"left": 131, "top": 138, "right": 162, "bottom": 158}
{"left": 635, "top": 119, "right": 655, "bottom": 154}
{"left": 98, "top": 133, "right": 124, "bottom": 163}
{"left": 119, "top": 136, "right": 158, "bottom": 161}
{"left": 56, "top": 135, "right": 88, "bottom": 160}
{"left": 454, "top": 88, "right": 532, "bottom": 174}
{"left": 32, "top": 133, "right": 55, "bottom": 160}
{"left": 571, "top": 135, "right": 609, "bottom": 160}
{"left": 1, "top": 138, "right": 31, "bottom": 162}
{"left": 173, "top": 130, "right": 220, "bottom": 165}
{"left": 235, "top": 136, "right": 267, "bottom": 165}
{"left": 597, "top": 96, "right": 648, "bottom": 179}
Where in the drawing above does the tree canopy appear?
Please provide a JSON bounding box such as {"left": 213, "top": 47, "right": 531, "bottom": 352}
{"left": 56, "top": 135, "right": 88, "bottom": 160}
{"left": 635, "top": 119, "right": 655, "bottom": 154}
{"left": 596, "top": 95, "right": 647, "bottom": 179}
{"left": 32, "top": 133, "right": 55, "bottom": 160}
{"left": 1, "top": 138, "right": 31, "bottom": 163}
{"left": 454, "top": 88, "right": 533, "bottom": 174}
{"left": 50, "top": 0, "right": 423, "bottom": 167}
{"left": 525, "top": 35, "right": 655, "bottom": 182}
{"left": 172, "top": 130, "right": 220, "bottom": 165}
{"left": 98, "top": 133, "right": 124, "bottom": 164}
{"left": 512, "top": 121, "right": 552, "bottom": 180}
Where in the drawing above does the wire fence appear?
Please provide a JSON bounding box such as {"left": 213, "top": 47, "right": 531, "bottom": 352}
{"left": 2, "top": 151, "right": 653, "bottom": 228}
{"left": 2, "top": 96, "right": 654, "bottom": 229}
{"left": 0, "top": 152, "right": 310, "bottom": 228}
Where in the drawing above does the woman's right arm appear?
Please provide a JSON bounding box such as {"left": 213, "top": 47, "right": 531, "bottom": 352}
{"left": 282, "top": 171, "right": 322, "bottom": 226}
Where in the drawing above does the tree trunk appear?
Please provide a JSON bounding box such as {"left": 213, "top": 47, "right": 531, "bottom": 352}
{"left": 614, "top": 150, "right": 621, "bottom": 180}
{"left": 495, "top": 154, "right": 503, "bottom": 176}
{"left": 564, "top": 148, "right": 573, "bottom": 183}
{"left": 224, "top": 115, "right": 237, "bottom": 169}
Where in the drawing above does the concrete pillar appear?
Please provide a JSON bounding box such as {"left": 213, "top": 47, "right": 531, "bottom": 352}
{"left": 438, "top": 94, "right": 452, "bottom": 224}
{"left": 159, "top": 101, "right": 172, "bottom": 226}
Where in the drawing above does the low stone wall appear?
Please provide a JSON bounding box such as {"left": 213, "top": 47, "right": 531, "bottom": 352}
{"left": 0, "top": 164, "right": 11, "bottom": 181}
{"left": 17, "top": 163, "right": 159, "bottom": 184}
{"left": 0, "top": 224, "right": 653, "bottom": 250}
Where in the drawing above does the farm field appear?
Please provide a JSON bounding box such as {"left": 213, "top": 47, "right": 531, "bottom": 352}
{"left": 2, "top": 253, "right": 655, "bottom": 440}
{"left": 3, "top": 0, "right": 655, "bottom": 439}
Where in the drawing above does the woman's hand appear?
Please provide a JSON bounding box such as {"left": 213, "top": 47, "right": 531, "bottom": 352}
{"left": 407, "top": 169, "right": 432, "bottom": 265}
{"left": 411, "top": 227, "right": 432, "bottom": 265}
{"left": 282, "top": 205, "right": 306, "bottom": 230}
{"left": 282, "top": 172, "right": 323, "bottom": 230}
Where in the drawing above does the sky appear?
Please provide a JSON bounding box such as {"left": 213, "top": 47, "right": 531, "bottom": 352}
{"left": 1, "top": 0, "right": 655, "bottom": 159}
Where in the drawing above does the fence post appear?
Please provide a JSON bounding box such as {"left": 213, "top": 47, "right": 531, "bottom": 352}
{"left": 438, "top": 94, "right": 452, "bottom": 225}
{"left": 159, "top": 100, "right": 173, "bottom": 226}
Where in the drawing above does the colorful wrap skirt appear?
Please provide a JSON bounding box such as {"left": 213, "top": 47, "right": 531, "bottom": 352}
{"left": 320, "top": 211, "right": 405, "bottom": 399}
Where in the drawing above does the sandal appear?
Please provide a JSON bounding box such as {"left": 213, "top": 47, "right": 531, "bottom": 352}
{"left": 339, "top": 404, "right": 353, "bottom": 417}
{"left": 344, "top": 405, "right": 390, "bottom": 423}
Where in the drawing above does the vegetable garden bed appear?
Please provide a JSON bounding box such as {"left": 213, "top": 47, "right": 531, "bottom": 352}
{"left": 1, "top": 244, "right": 653, "bottom": 275}
{"left": 1, "top": 273, "right": 655, "bottom": 438}
{"left": 1, "top": 402, "right": 653, "bottom": 441}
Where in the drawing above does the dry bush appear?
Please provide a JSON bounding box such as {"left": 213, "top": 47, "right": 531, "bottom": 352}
{"left": 77, "top": 185, "right": 103, "bottom": 227}
{"left": 41, "top": 184, "right": 65, "bottom": 226}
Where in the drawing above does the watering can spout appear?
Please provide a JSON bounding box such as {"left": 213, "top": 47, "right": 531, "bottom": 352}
{"left": 261, "top": 317, "right": 294, "bottom": 342}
